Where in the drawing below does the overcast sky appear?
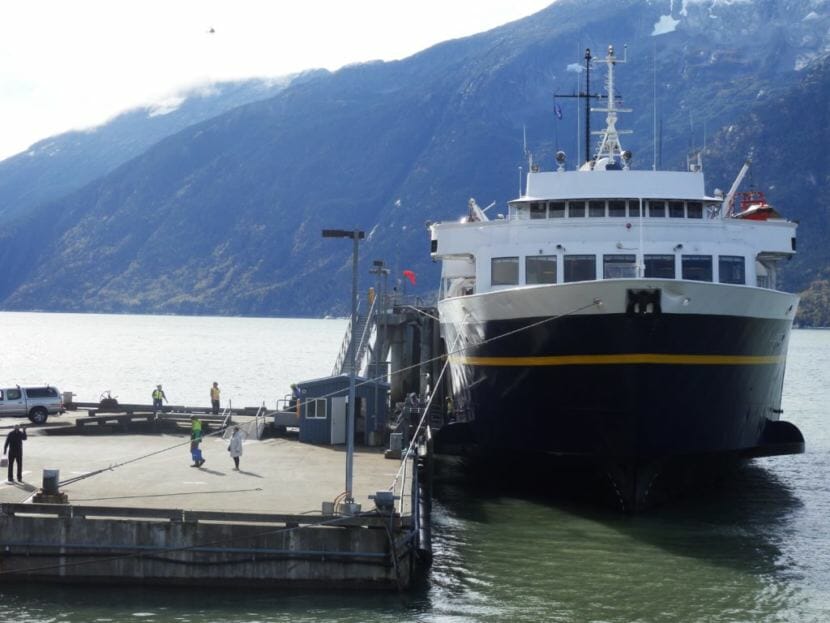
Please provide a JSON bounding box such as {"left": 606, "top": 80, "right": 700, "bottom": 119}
{"left": 0, "top": 0, "right": 553, "bottom": 161}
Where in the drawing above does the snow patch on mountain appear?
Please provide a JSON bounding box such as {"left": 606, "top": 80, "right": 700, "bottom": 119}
{"left": 652, "top": 14, "right": 681, "bottom": 35}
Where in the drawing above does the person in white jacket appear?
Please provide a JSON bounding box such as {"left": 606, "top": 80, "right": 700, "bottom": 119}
{"left": 228, "top": 426, "right": 244, "bottom": 470}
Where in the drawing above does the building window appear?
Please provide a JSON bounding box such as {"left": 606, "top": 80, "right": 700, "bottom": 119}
{"left": 603, "top": 254, "right": 637, "bottom": 278}
{"left": 549, "top": 201, "right": 565, "bottom": 218}
{"left": 649, "top": 200, "right": 666, "bottom": 218}
{"left": 568, "top": 201, "right": 586, "bottom": 218}
{"left": 526, "top": 255, "right": 557, "bottom": 284}
{"left": 306, "top": 398, "right": 327, "bottom": 420}
{"left": 687, "top": 201, "right": 703, "bottom": 219}
{"left": 644, "top": 254, "right": 675, "bottom": 278}
{"left": 719, "top": 256, "right": 745, "bottom": 285}
{"left": 530, "top": 202, "right": 546, "bottom": 219}
{"left": 669, "top": 201, "right": 685, "bottom": 218}
{"left": 564, "top": 255, "right": 596, "bottom": 282}
{"left": 589, "top": 200, "right": 606, "bottom": 217}
{"left": 682, "top": 255, "right": 712, "bottom": 281}
{"left": 491, "top": 257, "right": 519, "bottom": 286}
{"left": 608, "top": 200, "right": 626, "bottom": 217}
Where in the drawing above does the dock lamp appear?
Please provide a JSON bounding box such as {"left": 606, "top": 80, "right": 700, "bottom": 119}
{"left": 322, "top": 229, "right": 365, "bottom": 504}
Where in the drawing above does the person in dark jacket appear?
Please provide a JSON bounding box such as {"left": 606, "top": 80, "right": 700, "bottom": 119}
{"left": 4, "top": 424, "right": 27, "bottom": 483}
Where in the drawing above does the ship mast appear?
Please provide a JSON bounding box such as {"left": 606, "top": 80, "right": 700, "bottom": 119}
{"left": 589, "top": 45, "right": 632, "bottom": 168}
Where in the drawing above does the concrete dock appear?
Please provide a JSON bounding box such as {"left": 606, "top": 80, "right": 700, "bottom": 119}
{"left": 0, "top": 413, "right": 398, "bottom": 512}
{"left": 0, "top": 412, "right": 429, "bottom": 589}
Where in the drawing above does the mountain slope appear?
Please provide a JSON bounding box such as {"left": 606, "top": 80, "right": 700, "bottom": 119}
{"left": 0, "top": 0, "right": 828, "bottom": 316}
{"left": 0, "top": 74, "right": 325, "bottom": 221}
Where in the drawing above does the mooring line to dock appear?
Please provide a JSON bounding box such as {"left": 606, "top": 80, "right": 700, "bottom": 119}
{"left": 58, "top": 426, "right": 232, "bottom": 487}
{"left": 384, "top": 299, "right": 601, "bottom": 507}
{"left": 389, "top": 328, "right": 463, "bottom": 499}
{"left": 288, "top": 299, "right": 602, "bottom": 423}
{"left": 46, "top": 301, "right": 598, "bottom": 505}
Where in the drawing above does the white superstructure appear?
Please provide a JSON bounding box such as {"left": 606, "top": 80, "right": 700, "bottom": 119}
{"left": 431, "top": 45, "right": 797, "bottom": 308}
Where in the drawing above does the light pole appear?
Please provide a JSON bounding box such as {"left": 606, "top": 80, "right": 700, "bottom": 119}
{"left": 322, "top": 228, "right": 365, "bottom": 503}
{"left": 369, "top": 260, "right": 390, "bottom": 439}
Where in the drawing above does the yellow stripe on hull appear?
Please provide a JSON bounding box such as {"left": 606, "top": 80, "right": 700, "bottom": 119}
{"left": 451, "top": 353, "right": 784, "bottom": 366}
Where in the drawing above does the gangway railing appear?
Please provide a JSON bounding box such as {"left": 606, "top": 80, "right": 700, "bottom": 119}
{"left": 331, "top": 296, "right": 378, "bottom": 376}
{"left": 224, "top": 402, "right": 267, "bottom": 441}
{"left": 221, "top": 400, "right": 233, "bottom": 429}
{"left": 352, "top": 295, "right": 377, "bottom": 376}
{"left": 332, "top": 300, "right": 360, "bottom": 375}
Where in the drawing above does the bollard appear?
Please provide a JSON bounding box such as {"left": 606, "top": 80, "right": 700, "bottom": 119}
{"left": 42, "top": 469, "right": 60, "bottom": 495}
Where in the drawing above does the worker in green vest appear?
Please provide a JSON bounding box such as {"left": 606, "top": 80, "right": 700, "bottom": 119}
{"left": 152, "top": 385, "right": 167, "bottom": 413}
{"left": 190, "top": 415, "right": 205, "bottom": 467}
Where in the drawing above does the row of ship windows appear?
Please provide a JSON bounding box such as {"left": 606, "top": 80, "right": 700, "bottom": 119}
{"left": 491, "top": 254, "right": 746, "bottom": 286}
{"left": 524, "top": 199, "right": 707, "bottom": 220}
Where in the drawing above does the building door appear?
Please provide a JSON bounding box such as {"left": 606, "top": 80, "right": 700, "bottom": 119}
{"left": 330, "top": 396, "right": 347, "bottom": 444}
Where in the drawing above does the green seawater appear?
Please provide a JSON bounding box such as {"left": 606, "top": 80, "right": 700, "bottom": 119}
{"left": 0, "top": 317, "right": 827, "bottom": 622}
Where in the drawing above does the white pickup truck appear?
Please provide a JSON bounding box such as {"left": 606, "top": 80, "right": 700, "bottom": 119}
{"left": 0, "top": 386, "right": 65, "bottom": 424}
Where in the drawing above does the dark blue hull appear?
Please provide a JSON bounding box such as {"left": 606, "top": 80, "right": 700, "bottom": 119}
{"left": 439, "top": 311, "right": 801, "bottom": 461}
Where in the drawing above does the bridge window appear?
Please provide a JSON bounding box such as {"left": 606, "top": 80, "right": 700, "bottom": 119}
{"left": 549, "top": 201, "right": 566, "bottom": 218}
{"left": 530, "top": 202, "right": 546, "bottom": 219}
{"left": 603, "top": 254, "right": 637, "bottom": 278}
{"left": 526, "top": 255, "right": 557, "bottom": 284}
{"left": 608, "top": 200, "right": 626, "bottom": 217}
{"left": 687, "top": 201, "right": 703, "bottom": 219}
{"left": 669, "top": 201, "right": 685, "bottom": 218}
{"left": 564, "top": 255, "right": 596, "bottom": 282}
{"left": 491, "top": 257, "right": 519, "bottom": 286}
{"left": 682, "top": 255, "right": 712, "bottom": 282}
{"left": 568, "top": 201, "right": 586, "bottom": 218}
{"left": 589, "top": 200, "right": 606, "bottom": 217}
{"left": 644, "top": 255, "right": 675, "bottom": 278}
{"left": 719, "top": 256, "right": 745, "bottom": 285}
{"left": 649, "top": 200, "right": 666, "bottom": 217}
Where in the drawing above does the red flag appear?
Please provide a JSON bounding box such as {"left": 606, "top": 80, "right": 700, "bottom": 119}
{"left": 403, "top": 270, "right": 416, "bottom": 285}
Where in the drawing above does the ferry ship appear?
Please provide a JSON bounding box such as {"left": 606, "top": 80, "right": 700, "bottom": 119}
{"left": 428, "top": 46, "right": 804, "bottom": 509}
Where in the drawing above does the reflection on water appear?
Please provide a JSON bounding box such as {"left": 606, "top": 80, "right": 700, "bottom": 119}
{"left": 427, "top": 460, "right": 816, "bottom": 623}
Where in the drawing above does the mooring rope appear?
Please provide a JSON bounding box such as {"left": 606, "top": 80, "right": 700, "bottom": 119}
{"left": 386, "top": 298, "right": 601, "bottom": 495}
{"left": 52, "top": 298, "right": 599, "bottom": 497}
{"left": 57, "top": 425, "right": 231, "bottom": 487}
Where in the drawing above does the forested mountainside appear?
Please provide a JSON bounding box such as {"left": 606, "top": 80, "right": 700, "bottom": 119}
{"left": 0, "top": 0, "right": 827, "bottom": 318}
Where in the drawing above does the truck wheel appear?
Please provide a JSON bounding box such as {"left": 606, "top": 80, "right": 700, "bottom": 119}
{"left": 29, "top": 407, "right": 48, "bottom": 424}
